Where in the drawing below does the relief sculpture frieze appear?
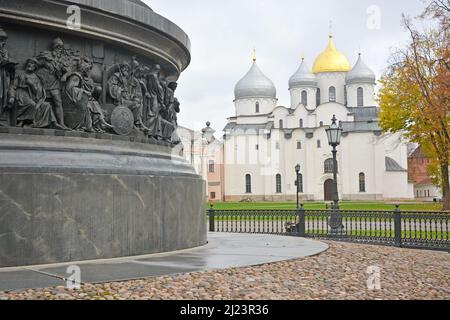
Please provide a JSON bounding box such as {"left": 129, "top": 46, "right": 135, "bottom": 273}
{"left": 0, "top": 25, "right": 182, "bottom": 145}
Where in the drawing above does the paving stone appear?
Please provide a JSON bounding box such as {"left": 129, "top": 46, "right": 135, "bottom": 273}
{"left": 0, "top": 242, "right": 448, "bottom": 300}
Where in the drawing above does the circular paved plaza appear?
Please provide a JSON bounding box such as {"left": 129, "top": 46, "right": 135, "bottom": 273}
{"left": 0, "top": 236, "right": 448, "bottom": 300}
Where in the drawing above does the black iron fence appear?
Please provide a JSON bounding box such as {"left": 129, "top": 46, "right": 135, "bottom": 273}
{"left": 207, "top": 205, "right": 450, "bottom": 251}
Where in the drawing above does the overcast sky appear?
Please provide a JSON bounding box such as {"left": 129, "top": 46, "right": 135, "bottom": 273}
{"left": 145, "top": 0, "right": 427, "bottom": 133}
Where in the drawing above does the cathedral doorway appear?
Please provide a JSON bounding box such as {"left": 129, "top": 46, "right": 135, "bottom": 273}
{"left": 324, "top": 179, "right": 334, "bottom": 201}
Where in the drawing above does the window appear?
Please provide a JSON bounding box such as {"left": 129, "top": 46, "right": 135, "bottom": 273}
{"left": 316, "top": 88, "right": 321, "bottom": 106}
{"left": 297, "top": 141, "right": 302, "bottom": 149}
{"left": 256, "top": 144, "right": 259, "bottom": 150}
{"left": 245, "top": 174, "right": 252, "bottom": 193}
{"left": 344, "top": 86, "right": 348, "bottom": 106}
{"left": 320, "top": 121, "right": 324, "bottom": 127}
{"left": 208, "top": 160, "right": 215, "bottom": 173}
{"left": 329, "top": 86, "right": 336, "bottom": 102}
{"left": 324, "top": 158, "right": 338, "bottom": 173}
{"left": 317, "top": 140, "right": 321, "bottom": 148}
{"left": 295, "top": 174, "right": 303, "bottom": 193}
{"left": 279, "top": 119, "right": 284, "bottom": 129}
{"left": 299, "top": 119, "right": 304, "bottom": 128}
{"left": 256, "top": 101, "right": 260, "bottom": 113}
{"left": 357, "top": 87, "right": 364, "bottom": 107}
{"left": 301, "top": 90, "right": 308, "bottom": 106}
{"left": 359, "top": 173, "right": 366, "bottom": 192}
{"left": 276, "top": 174, "right": 282, "bottom": 193}
{"left": 210, "top": 192, "right": 216, "bottom": 200}
{"left": 276, "top": 142, "right": 280, "bottom": 150}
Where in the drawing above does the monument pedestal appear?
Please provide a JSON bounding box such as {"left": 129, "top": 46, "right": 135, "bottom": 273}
{"left": 0, "top": 130, "right": 207, "bottom": 268}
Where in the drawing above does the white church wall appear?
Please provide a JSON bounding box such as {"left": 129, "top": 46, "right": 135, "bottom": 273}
{"left": 340, "top": 132, "right": 383, "bottom": 200}
{"left": 347, "top": 83, "right": 376, "bottom": 107}
{"left": 384, "top": 135, "right": 409, "bottom": 170}
{"left": 235, "top": 98, "right": 277, "bottom": 116}
{"left": 383, "top": 172, "right": 412, "bottom": 200}
{"left": 236, "top": 115, "right": 270, "bottom": 125}
{"left": 272, "top": 107, "right": 290, "bottom": 129}
{"left": 314, "top": 102, "right": 349, "bottom": 125}
{"left": 316, "top": 72, "right": 347, "bottom": 105}
{"left": 289, "top": 87, "right": 317, "bottom": 110}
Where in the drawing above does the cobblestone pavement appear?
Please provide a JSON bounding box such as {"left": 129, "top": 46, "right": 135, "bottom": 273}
{"left": 0, "top": 241, "right": 449, "bottom": 300}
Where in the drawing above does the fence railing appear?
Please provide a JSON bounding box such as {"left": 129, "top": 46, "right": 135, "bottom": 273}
{"left": 207, "top": 205, "right": 450, "bottom": 251}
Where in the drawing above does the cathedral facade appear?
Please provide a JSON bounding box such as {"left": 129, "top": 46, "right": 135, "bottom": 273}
{"left": 223, "top": 36, "right": 414, "bottom": 202}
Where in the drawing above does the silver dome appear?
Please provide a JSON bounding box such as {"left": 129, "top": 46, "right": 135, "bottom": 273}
{"left": 234, "top": 61, "right": 277, "bottom": 100}
{"left": 289, "top": 58, "right": 317, "bottom": 88}
{"left": 346, "top": 54, "right": 376, "bottom": 84}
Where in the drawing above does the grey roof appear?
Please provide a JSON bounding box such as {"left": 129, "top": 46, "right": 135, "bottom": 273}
{"left": 289, "top": 59, "right": 317, "bottom": 88}
{"left": 346, "top": 54, "right": 376, "bottom": 85}
{"left": 341, "top": 121, "right": 381, "bottom": 133}
{"left": 348, "top": 107, "right": 380, "bottom": 121}
{"left": 235, "top": 62, "right": 277, "bottom": 100}
{"left": 386, "top": 157, "right": 407, "bottom": 172}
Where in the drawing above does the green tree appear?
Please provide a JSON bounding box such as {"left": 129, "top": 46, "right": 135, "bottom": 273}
{"left": 378, "top": 1, "right": 450, "bottom": 210}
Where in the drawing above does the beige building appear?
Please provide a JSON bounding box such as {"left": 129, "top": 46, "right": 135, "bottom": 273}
{"left": 177, "top": 123, "right": 224, "bottom": 202}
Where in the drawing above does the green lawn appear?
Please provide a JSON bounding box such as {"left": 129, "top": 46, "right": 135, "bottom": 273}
{"left": 207, "top": 201, "right": 445, "bottom": 212}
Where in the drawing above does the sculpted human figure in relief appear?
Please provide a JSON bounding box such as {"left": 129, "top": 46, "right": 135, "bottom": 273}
{"left": 160, "top": 80, "right": 180, "bottom": 143}
{"left": 36, "top": 38, "right": 71, "bottom": 130}
{"left": 107, "top": 61, "right": 149, "bottom": 132}
{"left": 0, "top": 26, "right": 16, "bottom": 125}
{"left": 65, "top": 57, "right": 113, "bottom": 133}
{"left": 8, "top": 58, "right": 62, "bottom": 129}
{"left": 144, "top": 64, "right": 165, "bottom": 139}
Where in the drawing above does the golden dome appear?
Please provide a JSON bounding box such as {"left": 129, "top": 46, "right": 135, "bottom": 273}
{"left": 312, "top": 36, "right": 351, "bottom": 74}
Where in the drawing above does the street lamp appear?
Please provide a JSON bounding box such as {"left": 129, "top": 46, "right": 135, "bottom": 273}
{"left": 295, "top": 164, "right": 301, "bottom": 209}
{"left": 325, "top": 115, "right": 343, "bottom": 210}
{"left": 326, "top": 115, "right": 343, "bottom": 235}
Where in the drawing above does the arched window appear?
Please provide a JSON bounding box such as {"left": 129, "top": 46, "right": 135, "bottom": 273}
{"left": 279, "top": 119, "right": 284, "bottom": 129}
{"left": 299, "top": 119, "right": 304, "bottom": 128}
{"left": 255, "top": 101, "right": 260, "bottom": 113}
{"left": 295, "top": 174, "right": 303, "bottom": 193}
{"left": 276, "top": 174, "right": 282, "bottom": 193}
{"left": 245, "top": 174, "right": 252, "bottom": 193}
{"left": 324, "top": 158, "right": 338, "bottom": 173}
{"left": 359, "top": 173, "right": 366, "bottom": 192}
{"left": 344, "top": 86, "right": 348, "bottom": 106}
{"left": 316, "top": 88, "right": 321, "bottom": 106}
{"left": 301, "top": 90, "right": 308, "bottom": 106}
{"left": 297, "top": 141, "right": 302, "bottom": 149}
{"left": 317, "top": 140, "right": 321, "bottom": 148}
{"left": 357, "top": 87, "right": 364, "bottom": 107}
{"left": 329, "top": 86, "right": 336, "bottom": 102}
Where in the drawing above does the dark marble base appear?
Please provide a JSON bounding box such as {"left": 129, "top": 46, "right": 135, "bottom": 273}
{"left": 0, "top": 133, "right": 206, "bottom": 268}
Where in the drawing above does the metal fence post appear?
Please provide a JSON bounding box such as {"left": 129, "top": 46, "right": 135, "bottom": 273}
{"left": 297, "top": 204, "right": 306, "bottom": 237}
{"left": 209, "top": 204, "right": 215, "bottom": 232}
{"left": 394, "top": 205, "right": 402, "bottom": 247}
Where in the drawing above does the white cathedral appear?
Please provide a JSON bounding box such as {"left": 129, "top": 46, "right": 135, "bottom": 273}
{"left": 222, "top": 35, "right": 415, "bottom": 202}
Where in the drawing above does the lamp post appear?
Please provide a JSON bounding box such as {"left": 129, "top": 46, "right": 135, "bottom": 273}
{"left": 295, "top": 164, "right": 301, "bottom": 209}
{"left": 326, "top": 115, "right": 343, "bottom": 234}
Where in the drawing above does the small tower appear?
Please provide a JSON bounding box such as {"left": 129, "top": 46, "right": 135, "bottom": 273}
{"left": 312, "top": 35, "right": 351, "bottom": 106}
{"left": 346, "top": 53, "right": 376, "bottom": 107}
{"left": 234, "top": 51, "right": 277, "bottom": 116}
{"left": 289, "top": 57, "right": 317, "bottom": 109}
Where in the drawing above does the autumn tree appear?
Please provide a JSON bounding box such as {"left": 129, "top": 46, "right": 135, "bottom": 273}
{"left": 378, "top": 0, "right": 450, "bottom": 210}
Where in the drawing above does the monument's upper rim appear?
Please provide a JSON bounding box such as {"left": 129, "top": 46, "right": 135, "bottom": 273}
{"left": 65, "top": 0, "right": 191, "bottom": 53}
{"left": 128, "top": 0, "right": 153, "bottom": 10}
